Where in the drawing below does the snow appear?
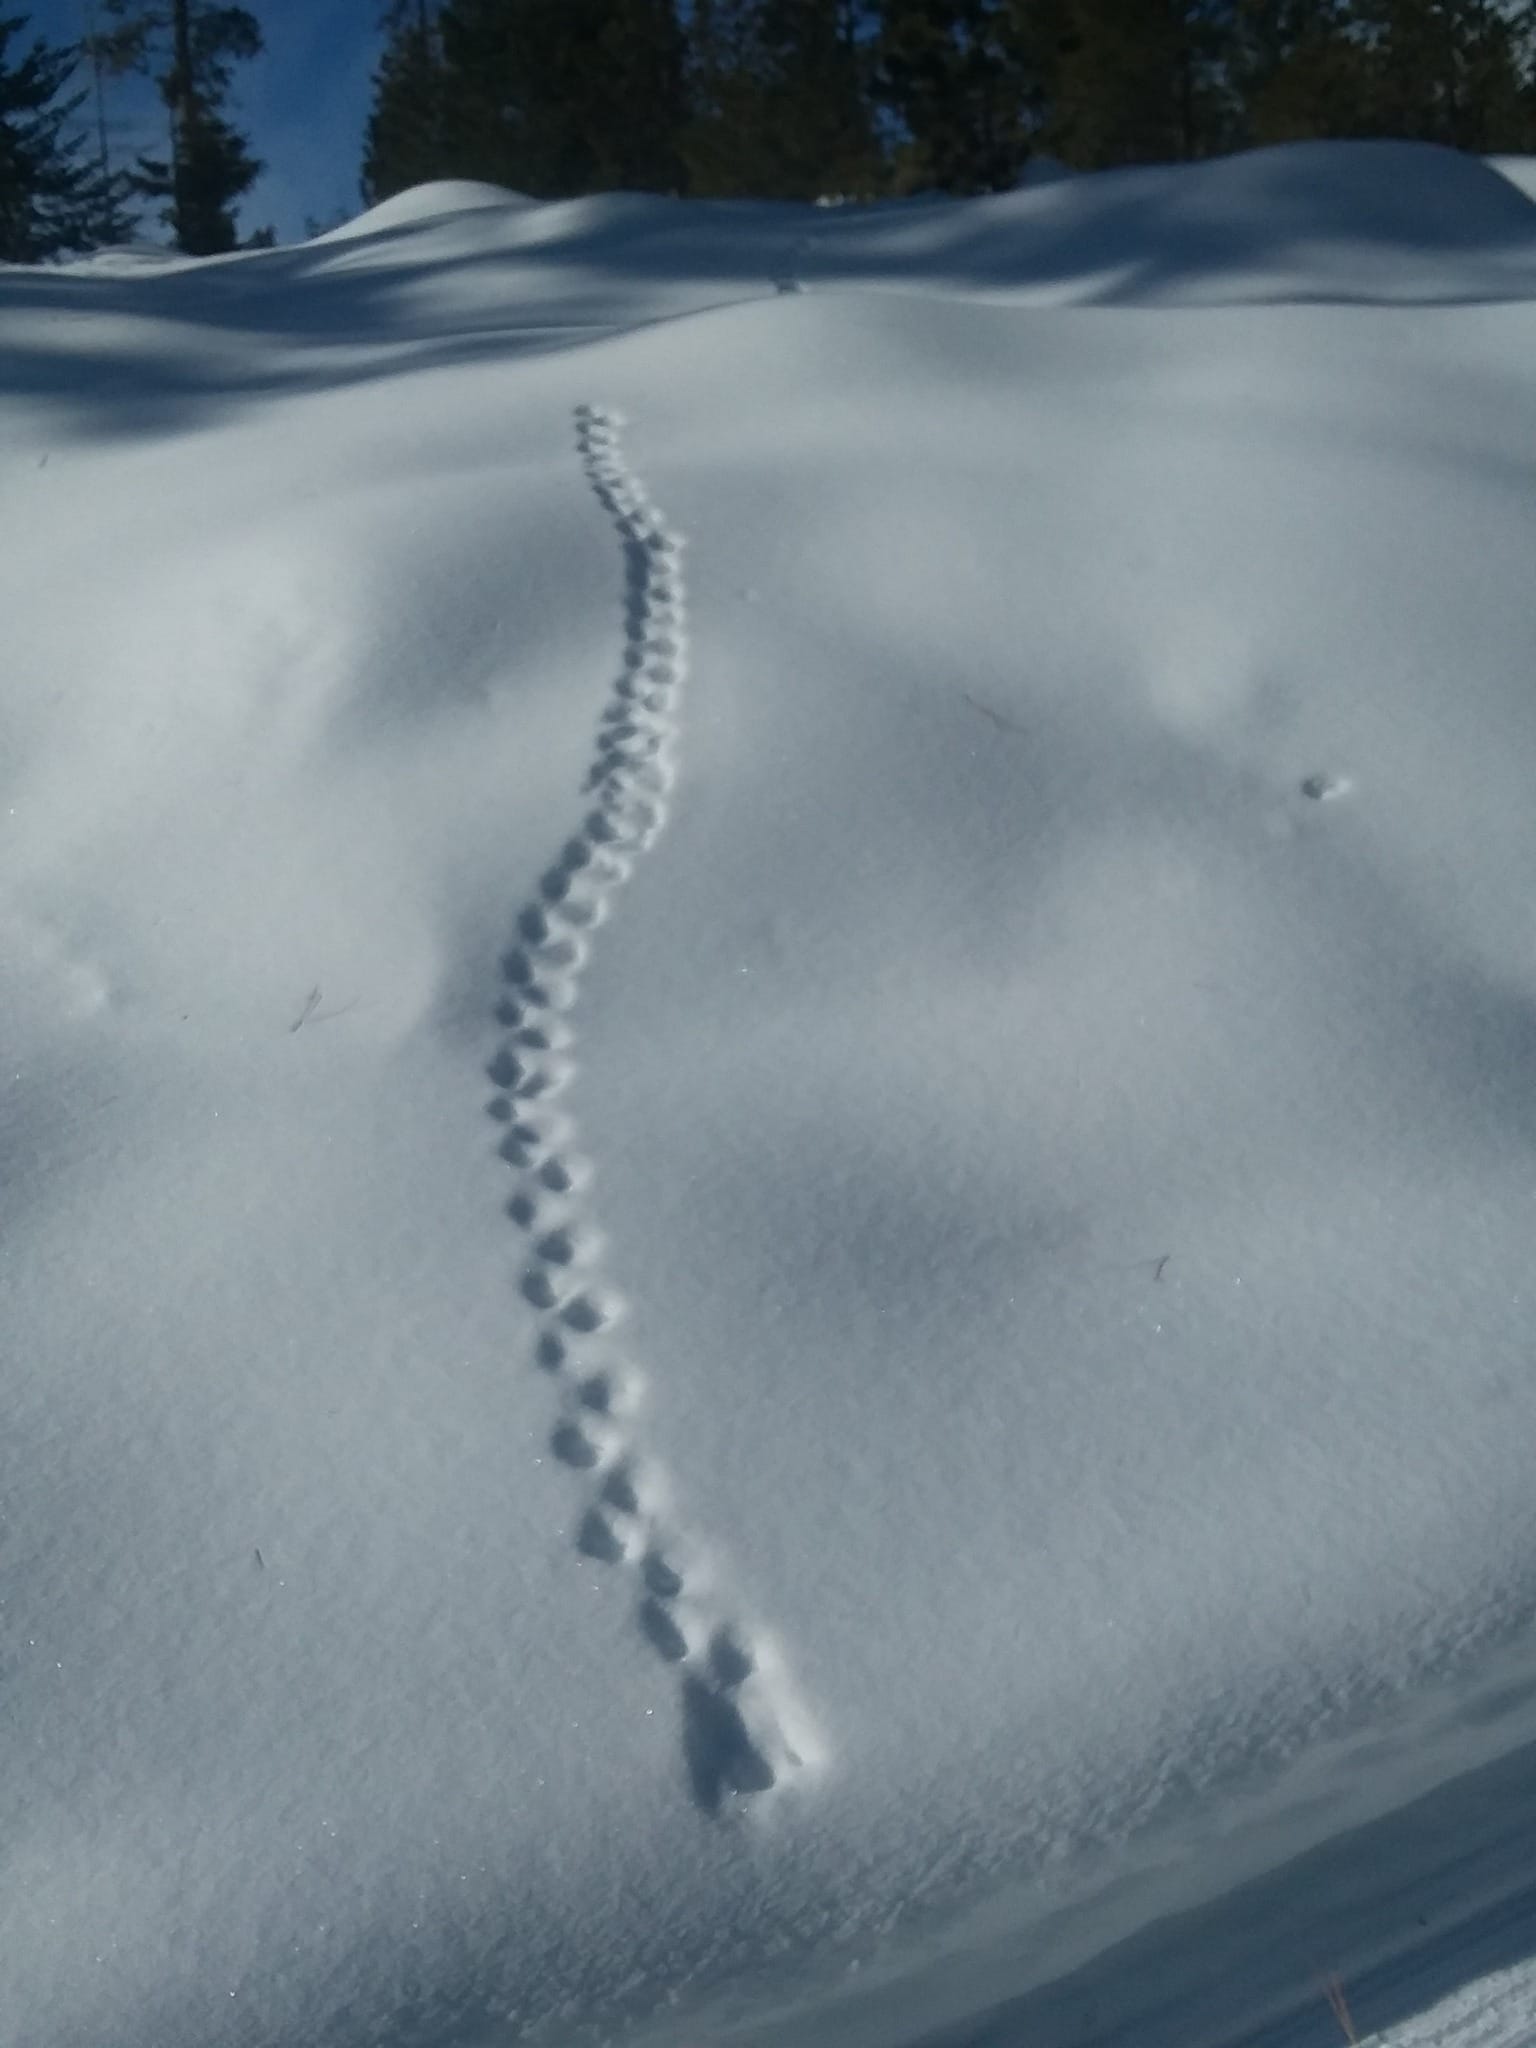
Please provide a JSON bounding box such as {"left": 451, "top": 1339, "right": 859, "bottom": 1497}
{"left": 3, "top": 137, "right": 1536, "bottom": 2048}
{"left": 1486, "top": 153, "right": 1536, "bottom": 204}
{"left": 315, "top": 178, "right": 540, "bottom": 241}
{"left": 1015, "top": 153, "right": 1077, "bottom": 188}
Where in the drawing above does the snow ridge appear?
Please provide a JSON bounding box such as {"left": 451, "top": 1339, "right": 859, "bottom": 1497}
{"left": 485, "top": 405, "right": 820, "bottom": 1813}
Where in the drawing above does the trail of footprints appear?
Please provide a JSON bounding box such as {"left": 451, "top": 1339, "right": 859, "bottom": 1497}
{"left": 486, "top": 405, "right": 817, "bottom": 1812}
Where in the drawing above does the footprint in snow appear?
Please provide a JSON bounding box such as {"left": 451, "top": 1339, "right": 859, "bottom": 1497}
{"left": 477, "top": 403, "right": 821, "bottom": 1813}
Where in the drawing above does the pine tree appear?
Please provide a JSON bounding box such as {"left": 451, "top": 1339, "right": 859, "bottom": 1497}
{"left": 87, "top": 0, "right": 263, "bottom": 254}
{"left": 362, "top": 0, "right": 449, "bottom": 205}
{"left": 872, "top": 0, "right": 1040, "bottom": 193}
{"left": 676, "top": 0, "right": 769, "bottom": 191}
{"left": 1224, "top": 0, "right": 1536, "bottom": 152}
{"left": 1, "top": 10, "right": 135, "bottom": 261}
{"left": 1464, "top": 0, "right": 1536, "bottom": 150}
{"left": 432, "top": 0, "right": 686, "bottom": 198}
{"left": 1034, "top": 0, "right": 1244, "bottom": 167}
{"left": 1225, "top": 0, "right": 1365, "bottom": 144}
{"left": 597, "top": 0, "right": 690, "bottom": 187}
{"left": 1348, "top": 0, "right": 1536, "bottom": 151}
{"left": 680, "top": 0, "right": 883, "bottom": 197}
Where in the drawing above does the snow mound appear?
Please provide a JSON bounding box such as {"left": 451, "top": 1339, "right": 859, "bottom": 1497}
{"left": 315, "top": 179, "right": 539, "bottom": 242}
{"left": 5, "top": 136, "right": 1536, "bottom": 2048}
{"left": 47, "top": 240, "right": 187, "bottom": 273}
{"left": 1485, "top": 154, "right": 1536, "bottom": 205}
{"left": 822, "top": 138, "right": 1536, "bottom": 304}
{"left": 1014, "top": 153, "right": 1077, "bottom": 188}
{"left": 292, "top": 142, "right": 1536, "bottom": 315}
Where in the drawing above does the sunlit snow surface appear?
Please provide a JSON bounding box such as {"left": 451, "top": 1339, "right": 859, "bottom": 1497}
{"left": 4, "top": 141, "right": 1536, "bottom": 2048}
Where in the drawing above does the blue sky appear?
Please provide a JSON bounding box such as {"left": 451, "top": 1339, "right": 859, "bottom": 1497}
{"left": 27, "top": 0, "right": 386, "bottom": 241}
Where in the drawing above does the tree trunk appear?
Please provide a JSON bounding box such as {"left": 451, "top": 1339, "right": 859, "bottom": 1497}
{"left": 170, "top": 0, "right": 194, "bottom": 242}
{"left": 85, "top": 2, "right": 113, "bottom": 185}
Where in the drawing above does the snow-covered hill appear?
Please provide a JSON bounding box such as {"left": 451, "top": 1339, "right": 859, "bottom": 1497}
{"left": 3, "top": 139, "right": 1536, "bottom": 2048}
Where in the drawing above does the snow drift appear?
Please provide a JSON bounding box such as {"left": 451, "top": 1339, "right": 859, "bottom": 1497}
{"left": 4, "top": 138, "right": 1536, "bottom": 2048}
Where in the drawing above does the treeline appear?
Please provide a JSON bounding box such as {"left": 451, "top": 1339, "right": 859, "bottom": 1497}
{"left": 1, "top": 0, "right": 265, "bottom": 262}
{"left": 6, "top": 1, "right": 1536, "bottom": 266}
{"left": 363, "top": 0, "right": 1536, "bottom": 206}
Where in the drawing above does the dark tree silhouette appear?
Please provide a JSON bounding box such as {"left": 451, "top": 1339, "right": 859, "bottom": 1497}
{"left": 1, "top": 10, "right": 135, "bottom": 261}
{"left": 425, "top": 0, "right": 686, "bottom": 197}
{"left": 362, "top": 0, "right": 449, "bottom": 206}
{"left": 872, "top": 0, "right": 1040, "bottom": 192}
{"left": 88, "top": 0, "right": 263, "bottom": 254}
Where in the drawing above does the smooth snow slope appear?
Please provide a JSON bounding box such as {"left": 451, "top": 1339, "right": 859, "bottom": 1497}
{"left": 1486, "top": 154, "right": 1536, "bottom": 205}
{"left": 3, "top": 139, "right": 1536, "bottom": 2048}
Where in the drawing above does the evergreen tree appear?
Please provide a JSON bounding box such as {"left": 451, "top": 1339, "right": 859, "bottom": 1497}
{"left": 88, "top": 0, "right": 263, "bottom": 254}
{"left": 431, "top": 0, "right": 685, "bottom": 198}
{"left": 680, "top": 0, "right": 883, "bottom": 198}
{"left": 362, "top": 0, "right": 449, "bottom": 205}
{"left": 1348, "top": 0, "right": 1536, "bottom": 150}
{"left": 1225, "top": 0, "right": 1367, "bottom": 144}
{"left": 1, "top": 10, "right": 134, "bottom": 261}
{"left": 587, "top": 0, "right": 688, "bottom": 187}
{"left": 1225, "top": 0, "right": 1536, "bottom": 151}
{"left": 361, "top": 0, "right": 1536, "bottom": 216}
{"left": 676, "top": 0, "right": 767, "bottom": 191}
{"left": 872, "top": 0, "right": 1040, "bottom": 193}
{"left": 1033, "top": 0, "right": 1244, "bottom": 167}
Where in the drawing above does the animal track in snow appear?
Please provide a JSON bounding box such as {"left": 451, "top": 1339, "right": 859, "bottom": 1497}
{"left": 482, "top": 405, "right": 821, "bottom": 1813}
